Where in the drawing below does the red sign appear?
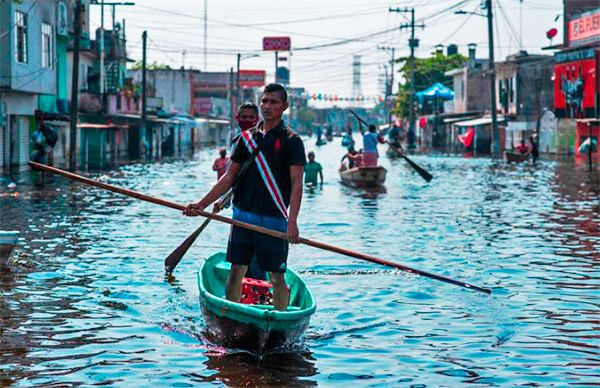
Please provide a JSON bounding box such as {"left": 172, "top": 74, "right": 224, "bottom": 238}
{"left": 239, "top": 70, "right": 266, "bottom": 88}
{"left": 553, "top": 48, "right": 597, "bottom": 118}
{"left": 192, "top": 97, "right": 212, "bottom": 115}
{"left": 263, "top": 36, "right": 291, "bottom": 51}
{"left": 568, "top": 8, "right": 600, "bottom": 46}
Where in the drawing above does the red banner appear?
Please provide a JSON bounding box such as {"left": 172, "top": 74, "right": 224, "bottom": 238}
{"left": 239, "top": 70, "right": 266, "bottom": 88}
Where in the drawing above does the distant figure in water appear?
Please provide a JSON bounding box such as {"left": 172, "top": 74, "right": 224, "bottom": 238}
{"left": 516, "top": 138, "right": 529, "bottom": 155}
{"left": 212, "top": 148, "right": 229, "bottom": 180}
{"left": 304, "top": 151, "right": 323, "bottom": 187}
{"left": 529, "top": 135, "right": 539, "bottom": 163}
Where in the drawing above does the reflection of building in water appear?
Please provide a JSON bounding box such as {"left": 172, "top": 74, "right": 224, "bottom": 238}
{"left": 546, "top": 161, "right": 599, "bottom": 261}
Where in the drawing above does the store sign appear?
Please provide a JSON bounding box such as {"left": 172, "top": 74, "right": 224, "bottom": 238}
{"left": 567, "top": 8, "right": 600, "bottom": 46}
{"left": 263, "top": 36, "right": 291, "bottom": 51}
{"left": 57, "top": 2, "right": 68, "bottom": 36}
{"left": 553, "top": 48, "right": 596, "bottom": 118}
{"left": 239, "top": 70, "right": 266, "bottom": 88}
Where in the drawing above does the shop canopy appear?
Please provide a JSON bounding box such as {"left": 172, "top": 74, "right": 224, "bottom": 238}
{"left": 416, "top": 82, "right": 454, "bottom": 103}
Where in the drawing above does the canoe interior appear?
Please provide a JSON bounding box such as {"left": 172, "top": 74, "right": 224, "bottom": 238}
{"left": 198, "top": 252, "right": 316, "bottom": 353}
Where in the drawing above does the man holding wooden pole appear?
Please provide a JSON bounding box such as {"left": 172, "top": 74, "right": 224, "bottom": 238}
{"left": 184, "top": 83, "right": 306, "bottom": 311}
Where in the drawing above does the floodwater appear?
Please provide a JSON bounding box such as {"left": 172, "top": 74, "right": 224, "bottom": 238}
{"left": 1, "top": 139, "right": 598, "bottom": 387}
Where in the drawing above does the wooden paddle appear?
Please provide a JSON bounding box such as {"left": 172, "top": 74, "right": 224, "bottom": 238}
{"left": 348, "top": 109, "right": 433, "bottom": 182}
{"left": 28, "top": 161, "right": 491, "bottom": 294}
{"left": 386, "top": 141, "right": 433, "bottom": 182}
{"left": 164, "top": 191, "right": 230, "bottom": 275}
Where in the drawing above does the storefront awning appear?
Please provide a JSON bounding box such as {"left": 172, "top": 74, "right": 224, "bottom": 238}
{"left": 453, "top": 116, "right": 505, "bottom": 127}
{"left": 78, "top": 123, "right": 129, "bottom": 129}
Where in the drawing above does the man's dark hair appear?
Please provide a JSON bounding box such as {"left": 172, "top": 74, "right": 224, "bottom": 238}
{"left": 368, "top": 124, "right": 376, "bottom": 132}
{"left": 237, "top": 102, "right": 258, "bottom": 115}
{"left": 263, "top": 83, "right": 287, "bottom": 102}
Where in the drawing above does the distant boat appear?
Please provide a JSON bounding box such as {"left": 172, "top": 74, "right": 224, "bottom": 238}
{"left": 339, "top": 165, "right": 387, "bottom": 188}
{"left": 505, "top": 150, "right": 528, "bottom": 163}
{"left": 316, "top": 139, "right": 327, "bottom": 146}
{"left": 0, "top": 231, "right": 19, "bottom": 263}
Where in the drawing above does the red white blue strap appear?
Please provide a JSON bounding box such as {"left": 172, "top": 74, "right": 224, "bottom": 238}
{"left": 240, "top": 130, "right": 288, "bottom": 219}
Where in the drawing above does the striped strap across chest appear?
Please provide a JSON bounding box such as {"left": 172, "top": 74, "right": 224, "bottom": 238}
{"left": 240, "top": 130, "right": 288, "bottom": 219}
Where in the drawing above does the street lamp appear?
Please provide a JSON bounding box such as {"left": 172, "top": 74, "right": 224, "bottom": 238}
{"left": 236, "top": 53, "right": 260, "bottom": 104}
{"left": 455, "top": 0, "right": 500, "bottom": 157}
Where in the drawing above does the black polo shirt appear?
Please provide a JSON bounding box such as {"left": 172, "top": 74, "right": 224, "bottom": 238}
{"left": 231, "top": 120, "right": 306, "bottom": 217}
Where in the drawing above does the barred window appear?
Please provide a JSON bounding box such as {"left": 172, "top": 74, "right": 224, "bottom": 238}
{"left": 42, "top": 23, "right": 53, "bottom": 68}
{"left": 15, "top": 10, "right": 27, "bottom": 63}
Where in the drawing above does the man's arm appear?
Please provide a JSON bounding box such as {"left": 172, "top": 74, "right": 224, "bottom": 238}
{"left": 318, "top": 166, "right": 324, "bottom": 185}
{"left": 184, "top": 162, "right": 242, "bottom": 216}
{"left": 287, "top": 165, "right": 304, "bottom": 243}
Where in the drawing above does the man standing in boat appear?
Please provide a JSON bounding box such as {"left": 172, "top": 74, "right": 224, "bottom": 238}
{"left": 184, "top": 83, "right": 306, "bottom": 311}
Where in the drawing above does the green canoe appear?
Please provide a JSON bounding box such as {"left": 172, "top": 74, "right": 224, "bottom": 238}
{"left": 197, "top": 252, "right": 316, "bottom": 354}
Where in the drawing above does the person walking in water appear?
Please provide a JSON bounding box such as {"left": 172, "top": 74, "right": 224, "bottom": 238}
{"left": 304, "top": 151, "right": 323, "bottom": 187}
{"left": 212, "top": 148, "right": 229, "bottom": 180}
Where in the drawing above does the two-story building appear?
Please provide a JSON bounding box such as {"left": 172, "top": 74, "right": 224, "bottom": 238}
{"left": 0, "top": 0, "right": 73, "bottom": 171}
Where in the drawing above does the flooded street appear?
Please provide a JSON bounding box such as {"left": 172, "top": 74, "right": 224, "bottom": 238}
{"left": 1, "top": 140, "right": 598, "bottom": 387}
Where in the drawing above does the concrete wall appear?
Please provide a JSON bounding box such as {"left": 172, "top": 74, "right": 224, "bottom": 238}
{"left": 129, "top": 69, "right": 193, "bottom": 115}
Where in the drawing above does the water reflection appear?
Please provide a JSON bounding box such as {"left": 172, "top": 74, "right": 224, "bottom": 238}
{"left": 188, "top": 351, "right": 318, "bottom": 387}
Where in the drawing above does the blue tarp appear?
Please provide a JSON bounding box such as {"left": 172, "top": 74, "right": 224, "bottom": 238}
{"left": 416, "top": 82, "right": 454, "bottom": 103}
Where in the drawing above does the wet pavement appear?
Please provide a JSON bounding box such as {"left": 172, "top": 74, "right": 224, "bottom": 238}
{"left": 1, "top": 139, "right": 599, "bottom": 386}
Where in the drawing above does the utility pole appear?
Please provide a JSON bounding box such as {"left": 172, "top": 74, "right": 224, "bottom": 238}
{"left": 485, "top": 0, "right": 500, "bottom": 156}
{"left": 99, "top": 0, "right": 105, "bottom": 110}
{"left": 236, "top": 53, "right": 241, "bottom": 108}
{"left": 377, "top": 46, "right": 395, "bottom": 97}
{"left": 141, "top": 30, "right": 147, "bottom": 159}
{"left": 69, "top": 0, "right": 83, "bottom": 171}
{"left": 203, "top": 0, "right": 207, "bottom": 71}
{"left": 229, "top": 67, "right": 235, "bottom": 136}
{"left": 389, "top": 7, "right": 424, "bottom": 150}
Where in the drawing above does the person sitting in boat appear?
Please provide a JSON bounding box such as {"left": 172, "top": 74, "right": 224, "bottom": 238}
{"left": 529, "top": 135, "right": 539, "bottom": 163}
{"left": 358, "top": 122, "right": 385, "bottom": 167}
{"left": 388, "top": 123, "right": 402, "bottom": 148}
{"left": 304, "top": 151, "right": 323, "bottom": 188}
{"left": 184, "top": 83, "right": 306, "bottom": 312}
{"left": 516, "top": 138, "right": 529, "bottom": 155}
{"left": 212, "top": 148, "right": 229, "bottom": 180}
{"left": 340, "top": 147, "right": 361, "bottom": 171}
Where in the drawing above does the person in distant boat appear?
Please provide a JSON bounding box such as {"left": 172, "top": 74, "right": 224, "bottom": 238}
{"left": 529, "top": 135, "right": 539, "bottom": 163}
{"left": 516, "top": 138, "right": 529, "bottom": 155}
{"left": 212, "top": 148, "right": 229, "bottom": 180}
{"left": 358, "top": 122, "right": 385, "bottom": 167}
{"left": 388, "top": 123, "right": 402, "bottom": 148}
{"left": 304, "top": 151, "right": 323, "bottom": 187}
{"left": 184, "top": 83, "right": 306, "bottom": 312}
{"left": 340, "top": 146, "right": 361, "bottom": 171}
{"left": 315, "top": 125, "right": 323, "bottom": 142}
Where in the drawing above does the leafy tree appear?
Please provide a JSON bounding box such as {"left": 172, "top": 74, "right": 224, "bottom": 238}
{"left": 128, "top": 61, "right": 172, "bottom": 70}
{"left": 296, "top": 107, "right": 316, "bottom": 132}
{"left": 394, "top": 52, "right": 466, "bottom": 118}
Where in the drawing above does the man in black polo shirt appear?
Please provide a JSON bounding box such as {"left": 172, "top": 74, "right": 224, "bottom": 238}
{"left": 184, "top": 83, "right": 306, "bottom": 311}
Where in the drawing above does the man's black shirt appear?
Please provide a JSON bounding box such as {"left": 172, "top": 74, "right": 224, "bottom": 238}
{"left": 231, "top": 120, "right": 306, "bottom": 217}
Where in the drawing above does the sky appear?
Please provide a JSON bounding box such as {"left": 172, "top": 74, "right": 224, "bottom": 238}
{"left": 88, "top": 0, "right": 564, "bottom": 103}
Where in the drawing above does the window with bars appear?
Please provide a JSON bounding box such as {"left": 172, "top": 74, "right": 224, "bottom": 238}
{"left": 42, "top": 23, "right": 53, "bottom": 68}
{"left": 15, "top": 10, "right": 27, "bottom": 63}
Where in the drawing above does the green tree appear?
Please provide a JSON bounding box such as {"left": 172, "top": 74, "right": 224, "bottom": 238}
{"left": 394, "top": 52, "right": 466, "bottom": 118}
{"left": 297, "top": 107, "right": 316, "bottom": 132}
{"left": 128, "top": 61, "right": 172, "bottom": 70}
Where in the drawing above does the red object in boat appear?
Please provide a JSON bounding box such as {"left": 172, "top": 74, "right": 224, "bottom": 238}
{"left": 240, "top": 278, "right": 273, "bottom": 305}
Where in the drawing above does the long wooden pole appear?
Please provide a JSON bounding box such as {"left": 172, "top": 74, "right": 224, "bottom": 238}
{"left": 29, "top": 161, "right": 491, "bottom": 294}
